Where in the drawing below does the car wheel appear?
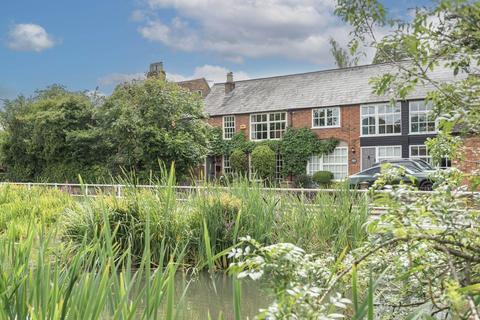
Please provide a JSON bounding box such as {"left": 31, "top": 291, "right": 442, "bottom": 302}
{"left": 419, "top": 181, "right": 433, "bottom": 191}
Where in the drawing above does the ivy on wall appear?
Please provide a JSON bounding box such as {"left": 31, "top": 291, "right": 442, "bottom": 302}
{"left": 209, "top": 127, "right": 338, "bottom": 177}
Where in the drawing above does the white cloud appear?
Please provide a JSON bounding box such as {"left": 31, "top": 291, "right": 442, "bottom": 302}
{"left": 7, "top": 23, "right": 57, "bottom": 52}
{"left": 98, "top": 64, "right": 250, "bottom": 90}
{"left": 97, "top": 72, "right": 146, "bottom": 86}
{"left": 187, "top": 65, "right": 250, "bottom": 84}
{"left": 134, "top": 0, "right": 353, "bottom": 64}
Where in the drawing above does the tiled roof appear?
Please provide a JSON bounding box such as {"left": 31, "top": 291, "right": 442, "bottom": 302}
{"left": 204, "top": 62, "right": 455, "bottom": 116}
{"left": 175, "top": 78, "right": 211, "bottom": 97}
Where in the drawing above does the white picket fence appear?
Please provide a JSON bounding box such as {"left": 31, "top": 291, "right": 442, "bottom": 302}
{"left": 1, "top": 181, "right": 478, "bottom": 216}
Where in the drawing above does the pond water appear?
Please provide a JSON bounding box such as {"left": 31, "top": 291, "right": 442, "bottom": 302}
{"left": 171, "top": 272, "right": 270, "bottom": 319}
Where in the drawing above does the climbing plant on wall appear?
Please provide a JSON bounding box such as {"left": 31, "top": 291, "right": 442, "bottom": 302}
{"left": 280, "top": 128, "right": 339, "bottom": 177}
{"left": 209, "top": 127, "right": 338, "bottom": 178}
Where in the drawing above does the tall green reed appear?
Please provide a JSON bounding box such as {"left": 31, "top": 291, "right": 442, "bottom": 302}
{"left": 0, "top": 211, "right": 184, "bottom": 319}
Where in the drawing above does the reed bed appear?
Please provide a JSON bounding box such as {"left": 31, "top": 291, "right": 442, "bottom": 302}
{"left": 0, "top": 168, "right": 370, "bottom": 318}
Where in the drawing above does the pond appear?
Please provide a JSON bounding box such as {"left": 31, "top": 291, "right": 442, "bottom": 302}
{"left": 170, "top": 272, "right": 270, "bottom": 319}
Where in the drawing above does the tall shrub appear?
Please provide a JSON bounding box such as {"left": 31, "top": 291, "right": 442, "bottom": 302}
{"left": 230, "top": 149, "right": 248, "bottom": 174}
{"left": 251, "top": 145, "right": 275, "bottom": 180}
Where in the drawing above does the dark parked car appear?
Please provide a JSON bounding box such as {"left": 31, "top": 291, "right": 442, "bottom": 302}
{"left": 349, "top": 162, "right": 434, "bottom": 191}
{"left": 373, "top": 158, "right": 435, "bottom": 172}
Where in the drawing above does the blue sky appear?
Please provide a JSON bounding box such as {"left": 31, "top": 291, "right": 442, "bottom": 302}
{"left": 0, "top": 0, "right": 431, "bottom": 100}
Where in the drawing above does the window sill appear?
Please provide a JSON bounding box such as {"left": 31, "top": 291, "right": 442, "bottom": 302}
{"left": 408, "top": 132, "right": 438, "bottom": 135}
{"left": 360, "top": 133, "right": 402, "bottom": 138}
{"left": 311, "top": 125, "right": 341, "bottom": 129}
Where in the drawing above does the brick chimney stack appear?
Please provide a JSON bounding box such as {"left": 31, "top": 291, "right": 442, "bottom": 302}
{"left": 147, "top": 62, "right": 166, "bottom": 80}
{"left": 225, "top": 72, "right": 235, "bottom": 94}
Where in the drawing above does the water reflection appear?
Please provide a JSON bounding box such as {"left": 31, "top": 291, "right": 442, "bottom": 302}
{"left": 173, "top": 272, "right": 269, "bottom": 319}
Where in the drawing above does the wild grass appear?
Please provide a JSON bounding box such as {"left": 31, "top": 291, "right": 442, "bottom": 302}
{"left": 0, "top": 214, "right": 184, "bottom": 319}
{"left": 0, "top": 185, "right": 73, "bottom": 238}
{"left": 59, "top": 169, "right": 369, "bottom": 270}
{"left": 0, "top": 168, "right": 371, "bottom": 318}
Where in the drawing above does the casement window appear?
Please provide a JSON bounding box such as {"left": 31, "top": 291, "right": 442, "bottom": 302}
{"left": 275, "top": 154, "right": 284, "bottom": 181}
{"left": 377, "top": 146, "right": 402, "bottom": 162}
{"left": 409, "top": 145, "right": 451, "bottom": 168}
{"left": 250, "top": 112, "right": 287, "bottom": 140}
{"left": 409, "top": 145, "right": 431, "bottom": 164}
{"left": 223, "top": 115, "right": 235, "bottom": 140}
{"left": 361, "top": 103, "right": 401, "bottom": 136}
{"left": 312, "top": 107, "right": 340, "bottom": 128}
{"left": 307, "top": 146, "right": 349, "bottom": 180}
{"left": 409, "top": 101, "right": 437, "bottom": 134}
{"left": 223, "top": 155, "right": 232, "bottom": 174}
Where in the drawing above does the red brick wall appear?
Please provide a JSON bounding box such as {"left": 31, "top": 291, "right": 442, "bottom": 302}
{"left": 455, "top": 135, "right": 480, "bottom": 174}
{"left": 290, "top": 106, "right": 360, "bottom": 175}
{"left": 208, "top": 105, "right": 361, "bottom": 175}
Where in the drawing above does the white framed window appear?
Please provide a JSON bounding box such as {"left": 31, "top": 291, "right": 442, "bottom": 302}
{"left": 377, "top": 146, "right": 402, "bottom": 162}
{"left": 275, "top": 154, "right": 284, "bottom": 181}
{"left": 223, "top": 155, "right": 232, "bottom": 174}
{"left": 223, "top": 115, "right": 235, "bottom": 140}
{"left": 361, "top": 103, "right": 401, "bottom": 136}
{"left": 250, "top": 112, "right": 287, "bottom": 140}
{"left": 312, "top": 107, "right": 340, "bottom": 128}
{"left": 409, "top": 145, "right": 431, "bottom": 164}
{"left": 307, "top": 146, "right": 349, "bottom": 180}
{"left": 409, "top": 144, "right": 451, "bottom": 169}
{"left": 409, "top": 101, "right": 437, "bottom": 134}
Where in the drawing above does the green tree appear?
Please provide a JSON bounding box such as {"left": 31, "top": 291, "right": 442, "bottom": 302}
{"left": 331, "top": 0, "right": 480, "bottom": 317}
{"left": 97, "top": 78, "right": 210, "bottom": 179}
{"left": 329, "top": 37, "right": 359, "bottom": 68}
{"left": 372, "top": 41, "right": 409, "bottom": 64}
{"left": 0, "top": 85, "right": 104, "bottom": 182}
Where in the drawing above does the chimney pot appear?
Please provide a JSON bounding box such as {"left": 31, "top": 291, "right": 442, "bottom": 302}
{"left": 225, "top": 72, "right": 235, "bottom": 93}
{"left": 147, "top": 61, "right": 166, "bottom": 80}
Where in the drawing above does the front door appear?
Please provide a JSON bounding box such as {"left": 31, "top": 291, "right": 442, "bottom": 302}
{"left": 361, "top": 147, "right": 376, "bottom": 170}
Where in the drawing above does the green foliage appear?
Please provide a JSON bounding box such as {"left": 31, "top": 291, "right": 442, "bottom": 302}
{"left": 293, "top": 174, "right": 312, "bottom": 188}
{"left": 329, "top": 37, "right": 360, "bottom": 68}
{"left": 98, "top": 78, "right": 210, "bottom": 179}
{"left": 312, "top": 171, "right": 333, "bottom": 185}
{"left": 0, "top": 214, "right": 182, "bottom": 319}
{"left": 425, "top": 131, "right": 462, "bottom": 166}
{"left": 372, "top": 41, "right": 409, "bottom": 64}
{"left": 230, "top": 149, "right": 248, "bottom": 173}
{"left": 0, "top": 85, "right": 104, "bottom": 182}
{"left": 336, "top": 0, "right": 480, "bottom": 134}
{"left": 0, "top": 80, "right": 210, "bottom": 182}
{"left": 281, "top": 128, "right": 338, "bottom": 177}
{"left": 0, "top": 185, "right": 73, "bottom": 239}
{"left": 210, "top": 128, "right": 337, "bottom": 180}
{"left": 251, "top": 145, "right": 276, "bottom": 180}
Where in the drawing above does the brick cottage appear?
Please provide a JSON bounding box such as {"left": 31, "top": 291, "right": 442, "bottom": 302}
{"left": 202, "top": 62, "right": 480, "bottom": 181}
